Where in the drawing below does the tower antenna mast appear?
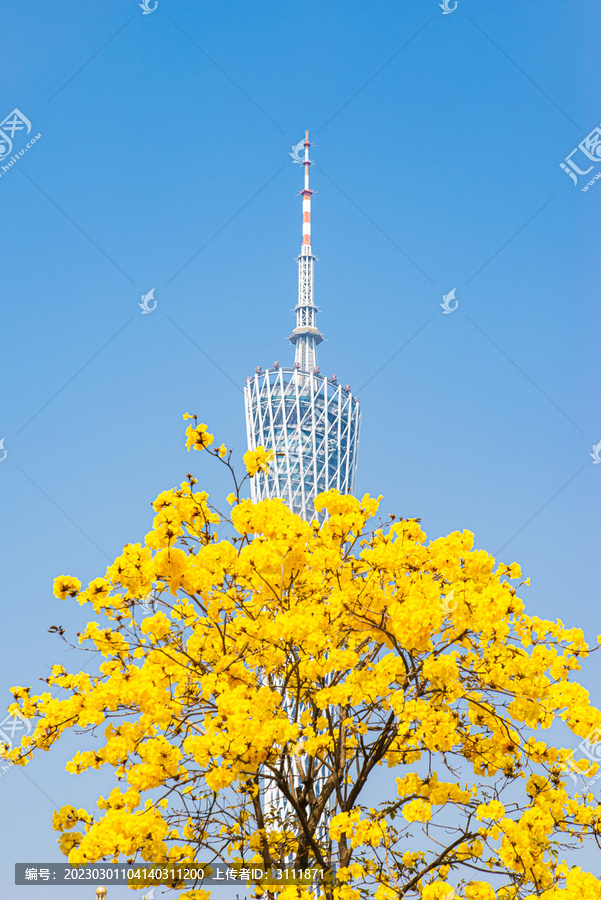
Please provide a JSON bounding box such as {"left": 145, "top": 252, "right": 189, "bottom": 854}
{"left": 244, "top": 131, "right": 361, "bottom": 522}
{"left": 288, "top": 130, "right": 324, "bottom": 372}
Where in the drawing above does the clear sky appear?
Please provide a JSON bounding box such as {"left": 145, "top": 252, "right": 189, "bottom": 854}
{"left": 1, "top": 0, "right": 600, "bottom": 897}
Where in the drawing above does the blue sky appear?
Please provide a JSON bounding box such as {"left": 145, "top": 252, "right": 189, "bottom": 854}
{"left": 1, "top": 0, "right": 600, "bottom": 896}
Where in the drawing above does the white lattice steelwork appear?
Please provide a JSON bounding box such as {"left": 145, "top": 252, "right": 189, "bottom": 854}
{"left": 243, "top": 130, "right": 361, "bottom": 855}
{"left": 245, "top": 367, "right": 360, "bottom": 521}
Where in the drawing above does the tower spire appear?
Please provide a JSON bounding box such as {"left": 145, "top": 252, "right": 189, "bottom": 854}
{"left": 244, "top": 127, "right": 361, "bottom": 523}
{"left": 288, "top": 130, "right": 324, "bottom": 372}
{"left": 301, "top": 129, "right": 312, "bottom": 252}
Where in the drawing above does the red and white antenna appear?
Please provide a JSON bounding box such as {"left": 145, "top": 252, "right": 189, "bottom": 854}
{"left": 301, "top": 129, "right": 313, "bottom": 252}
{"left": 288, "top": 130, "right": 323, "bottom": 371}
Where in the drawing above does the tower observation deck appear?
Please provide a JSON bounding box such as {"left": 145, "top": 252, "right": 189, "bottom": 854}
{"left": 244, "top": 132, "right": 361, "bottom": 522}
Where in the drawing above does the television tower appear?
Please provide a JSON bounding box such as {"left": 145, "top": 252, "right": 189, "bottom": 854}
{"left": 244, "top": 133, "right": 361, "bottom": 854}
{"left": 244, "top": 132, "right": 361, "bottom": 521}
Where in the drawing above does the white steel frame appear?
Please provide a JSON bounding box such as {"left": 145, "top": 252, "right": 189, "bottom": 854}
{"left": 244, "top": 368, "right": 361, "bottom": 522}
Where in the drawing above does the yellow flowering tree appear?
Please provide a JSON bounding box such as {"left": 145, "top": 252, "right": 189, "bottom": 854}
{"left": 3, "top": 415, "right": 601, "bottom": 900}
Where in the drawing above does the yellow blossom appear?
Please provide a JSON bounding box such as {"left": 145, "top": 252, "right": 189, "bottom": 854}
{"left": 243, "top": 446, "right": 273, "bottom": 476}
{"left": 185, "top": 423, "right": 214, "bottom": 452}
{"left": 53, "top": 575, "right": 81, "bottom": 600}
{"left": 4, "top": 418, "right": 601, "bottom": 900}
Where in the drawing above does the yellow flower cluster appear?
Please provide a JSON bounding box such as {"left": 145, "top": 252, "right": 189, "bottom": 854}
{"left": 243, "top": 446, "right": 273, "bottom": 476}
{"left": 330, "top": 810, "right": 387, "bottom": 848}
{"left": 3, "top": 420, "right": 601, "bottom": 899}
{"left": 185, "top": 422, "right": 214, "bottom": 452}
{"left": 53, "top": 575, "right": 81, "bottom": 600}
